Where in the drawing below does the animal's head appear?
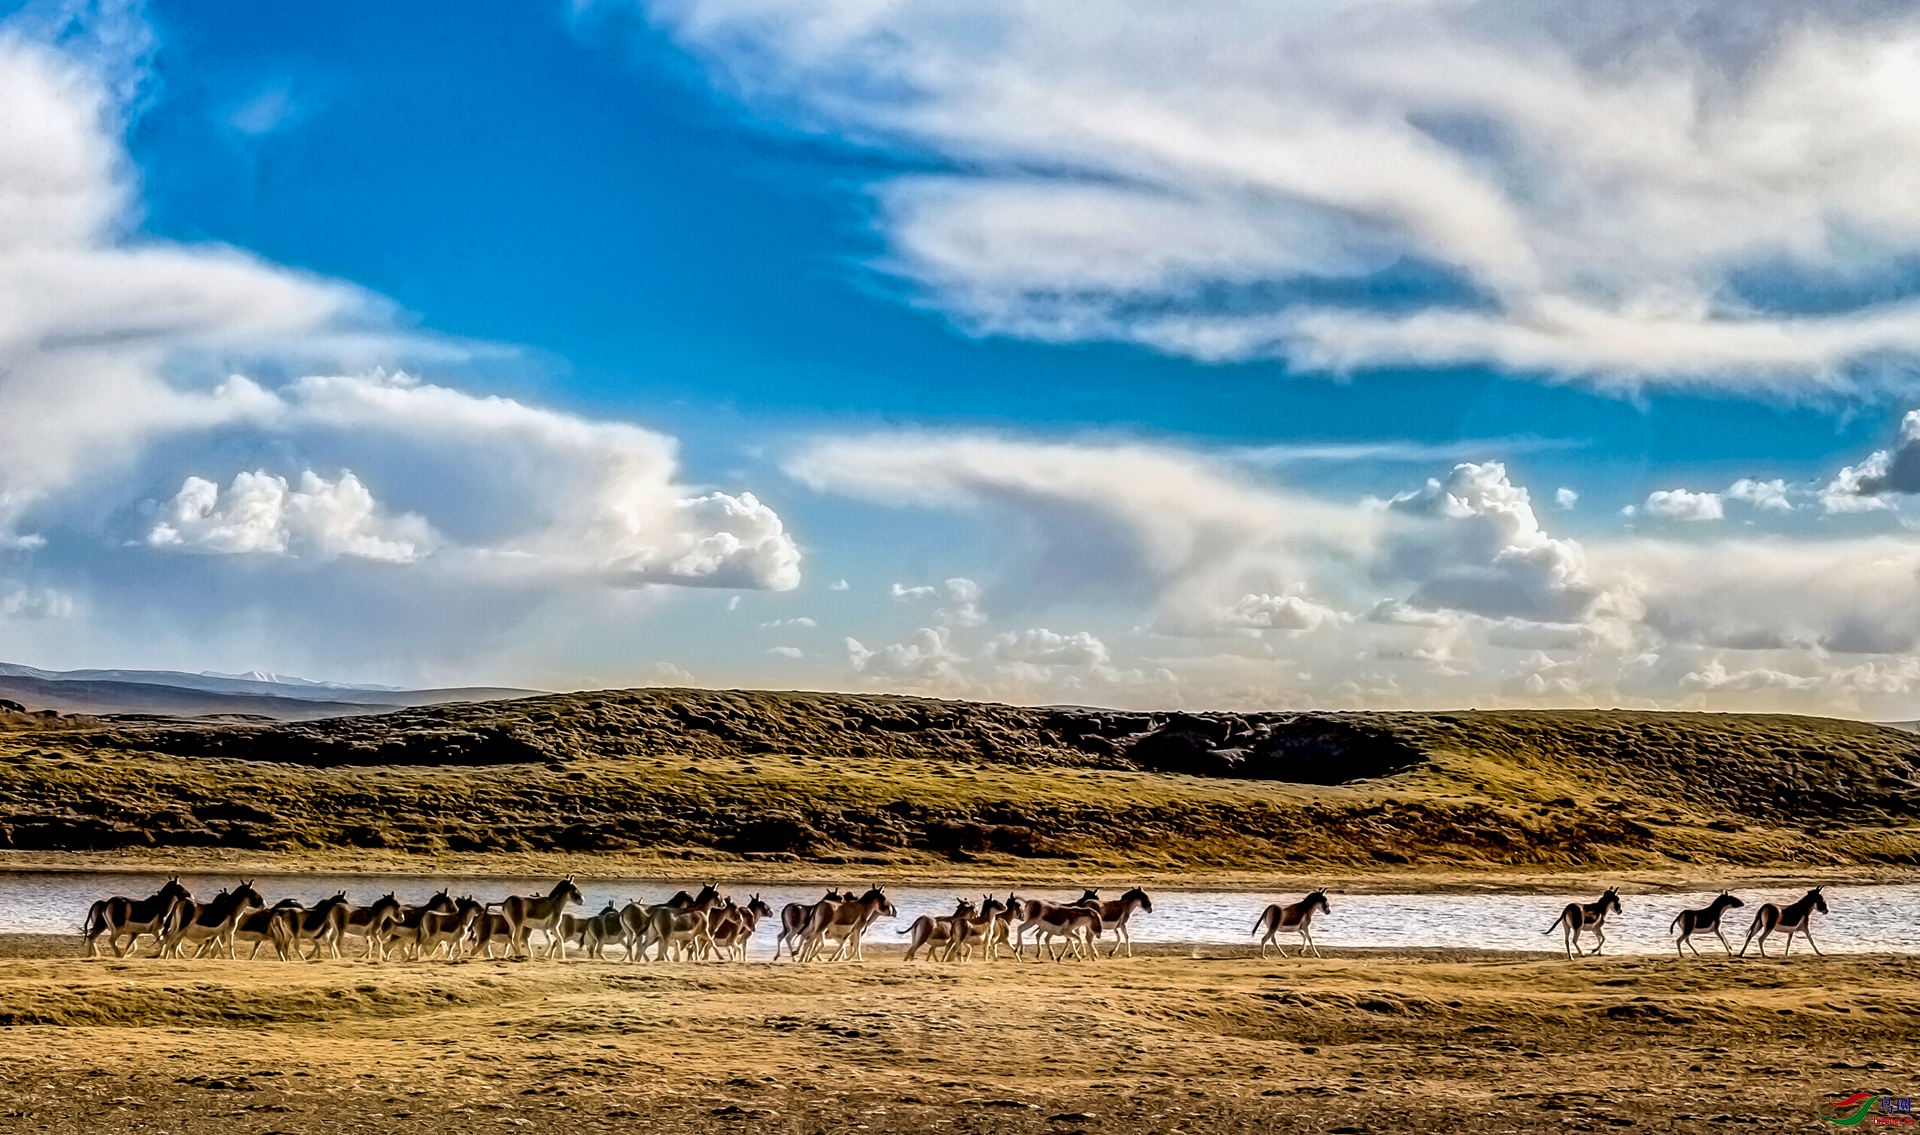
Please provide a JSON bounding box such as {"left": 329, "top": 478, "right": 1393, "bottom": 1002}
{"left": 426, "top": 889, "right": 456, "bottom": 913}
{"left": 372, "top": 892, "right": 402, "bottom": 917}
{"left": 560, "top": 877, "right": 586, "bottom": 907}
{"left": 158, "top": 876, "right": 190, "bottom": 901}
{"left": 1306, "top": 890, "right": 1331, "bottom": 914}
{"left": 954, "top": 899, "right": 978, "bottom": 919}
{"left": 980, "top": 895, "right": 1008, "bottom": 919}
{"left": 457, "top": 896, "right": 486, "bottom": 915}
{"left": 1124, "top": 886, "right": 1152, "bottom": 912}
{"left": 1811, "top": 886, "right": 1830, "bottom": 914}
{"left": 748, "top": 895, "right": 773, "bottom": 920}
{"left": 324, "top": 891, "right": 349, "bottom": 907}
{"left": 692, "top": 882, "right": 721, "bottom": 906}
{"left": 600, "top": 901, "right": 619, "bottom": 915}
{"left": 1603, "top": 888, "right": 1623, "bottom": 914}
{"left": 1078, "top": 889, "right": 1101, "bottom": 904}
{"left": 233, "top": 880, "right": 264, "bottom": 908}
{"left": 271, "top": 897, "right": 304, "bottom": 910}
{"left": 866, "top": 887, "right": 896, "bottom": 917}
{"left": 823, "top": 889, "right": 844, "bottom": 901}
{"left": 1722, "top": 892, "right": 1744, "bottom": 908}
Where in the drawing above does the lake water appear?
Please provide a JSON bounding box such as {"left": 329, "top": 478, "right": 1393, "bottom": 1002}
{"left": 33, "top": 871, "right": 1920, "bottom": 956}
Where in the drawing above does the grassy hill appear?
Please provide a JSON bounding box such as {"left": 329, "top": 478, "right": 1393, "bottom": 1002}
{"left": 1, "top": 689, "right": 1917, "bottom": 875}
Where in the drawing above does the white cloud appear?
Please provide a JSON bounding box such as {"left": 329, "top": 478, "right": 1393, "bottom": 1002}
{"left": 1216, "top": 591, "right": 1340, "bottom": 633}
{"left": 889, "top": 583, "right": 936, "bottom": 601}
{"left": 1823, "top": 409, "right": 1920, "bottom": 512}
{"left": 760, "top": 616, "right": 817, "bottom": 629}
{"left": 1727, "top": 478, "right": 1795, "bottom": 512}
{"left": 1642, "top": 488, "right": 1724, "bottom": 522}
{"left": 0, "top": 584, "right": 74, "bottom": 620}
{"left": 1553, "top": 487, "right": 1578, "bottom": 510}
{"left": 985, "top": 627, "right": 1110, "bottom": 668}
{"left": 1384, "top": 462, "right": 1599, "bottom": 622}
{"left": 765, "top": 645, "right": 805, "bottom": 660}
{"left": 647, "top": 0, "right": 1920, "bottom": 388}
{"left": 827, "top": 578, "right": 849, "bottom": 591}
{"left": 844, "top": 626, "right": 964, "bottom": 685}
{"left": 0, "top": 30, "right": 800, "bottom": 596}
{"left": 148, "top": 470, "right": 436, "bottom": 564}
{"left": 789, "top": 432, "right": 1378, "bottom": 634}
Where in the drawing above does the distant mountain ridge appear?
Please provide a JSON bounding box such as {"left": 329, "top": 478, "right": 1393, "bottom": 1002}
{"left": 0, "top": 662, "right": 539, "bottom": 720}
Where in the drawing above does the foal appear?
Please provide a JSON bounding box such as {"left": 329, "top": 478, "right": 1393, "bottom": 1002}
{"left": 1545, "top": 887, "right": 1622, "bottom": 959}
{"left": 1253, "top": 891, "right": 1330, "bottom": 958}
{"left": 1740, "top": 887, "right": 1829, "bottom": 958}
{"left": 1670, "top": 892, "right": 1743, "bottom": 957}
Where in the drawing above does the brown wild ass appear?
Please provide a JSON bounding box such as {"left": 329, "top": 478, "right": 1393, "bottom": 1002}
{"left": 277, "top": 892, "right": 352, "bottom": 960}
{"left": 773, "top": 890, "right": 842, "bottom": 961}
{"left": 708, "top": 896, "right": 775, "bottom": 961}
{"left": 1741, "top": 887, "right": 1829, "bottom": 958}
{"left": 341, "top": 894, "right": 403, "bottom": 960}
{"left": 1670, "top": 892, "right": 1744, "bottom": 957}
{"left": 160, "top": 881, "right": 265, "bottom": 959}
{"left": 1545, "top": 887, "right": 1623, "bottom": 959}
{"left": 1013, "top": 897, "right": 1104, "bottom": 961}
{"left": 1079, "top": 887, "right": 1154, "bottom": 957}
{"left": 1253, "top": 890, "right": 1331, "bottom": 958}
{"left": 799, "top": 887, "right": 896, "bottom": 962}
{"left": 82, "top": 877, "right": 190, "bottom": 958}
{"left": 498, "top": 876, "right": 585, "bottom": 960}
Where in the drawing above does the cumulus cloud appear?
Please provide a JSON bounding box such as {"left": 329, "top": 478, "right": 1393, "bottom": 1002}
{"left": 1727, "top": 478, "right": 1794, "bottom": 512}
{"left": 645, "top": 0, "right": 1920, "bottom": 388}
{"left": 1553, "top": 487, "right": 1578, "bottom": 510}
{"left": 844, "top": 627, "right": 964, "bottom": 684}
{"left": 1383, "top": 462, "right": 1598, "bottom": 622}
{"left": 1823, "top": 409, "right": 1920, "bottom": 512}
{"left": 1216, "top": 591, "right": 1341, "bottom": 634}
{"left": 1642, "top": 488, "right": 1724, "bottom": 522}
{"left": 0, "top": 27, "right": 800, "bottom": 596}
{"left": 760, "top": 616, "right": 816, "bottom": 629}
{"left": 148, "top": 470, "right": 436, "bottom": 563}
{"left": 765, "top": 646, "right": 804, "bottom": 660}
{"left": 985, "top": 627, "right": 1110, "bottom": 668}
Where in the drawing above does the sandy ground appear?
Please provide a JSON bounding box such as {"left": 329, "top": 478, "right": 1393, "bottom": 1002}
{"left": 2, "top": 933, "right": 1915, "bottom": 1133}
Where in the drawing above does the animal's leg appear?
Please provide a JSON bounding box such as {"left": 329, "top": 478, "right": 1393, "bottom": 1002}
{"left": 1803, "top": 927, "right": 1824, "bottom": 957}
{"left": 1591, "top": 925, "right": 1606, "bottom": 956}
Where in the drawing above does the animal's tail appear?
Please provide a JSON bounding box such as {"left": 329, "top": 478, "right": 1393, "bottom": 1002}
{"left": 1668, "top": 913, "right": 1683, "bottom": 936}
{"left": 1251, "top": 914, "right": 1263, "bottom": 937}
{"left": 1542, "top": 913, "right": 1561, "bottom": 936}
{"left": 1737, "top": 910, "right": 1766, "bottom": 957}
{"left": 81, "top": 900, "right": 107, "bottom": 938}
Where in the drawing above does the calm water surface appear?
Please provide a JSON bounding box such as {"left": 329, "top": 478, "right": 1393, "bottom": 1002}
{"left": 26, "top": 871, "right": 1920, "bottom": 955}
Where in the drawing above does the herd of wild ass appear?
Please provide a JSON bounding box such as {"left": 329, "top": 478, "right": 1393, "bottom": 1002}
{"left": 79, "top": 877, "right": 1835, "bottom": 963}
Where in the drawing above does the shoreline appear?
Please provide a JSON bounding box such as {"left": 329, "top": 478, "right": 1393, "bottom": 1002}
{"left": 5, "top": 848, "right": 1914, "bottom": 895}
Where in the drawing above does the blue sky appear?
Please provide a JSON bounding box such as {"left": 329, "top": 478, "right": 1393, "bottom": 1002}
{"left": 8, "top": 0, "right": 1920, "bottom": 714}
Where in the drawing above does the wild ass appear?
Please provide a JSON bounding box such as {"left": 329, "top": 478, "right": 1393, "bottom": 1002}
{"left": 376, "top": 890, "right": 457, "bottom": 961}
{"left": 278, "top": 892, "right": 352, "bottom": 960}
{"left": 773, "top": 890, "right": 842, "bottom": 961}
{"left": 1545, "top": 887, "right": 1623, "bottom": 959}
{"left": 1670, "top": 892, "right": 1744, "bottom": 957}
{"left": 409, "top": 897, "right": 486, "bottom": 961}
{"left": 229, "top": 899, "right": 299, "bottom": 961}
{"left": 160, "top": 881, "right": 265, "bottom": 959}
{"left": 708, "top": 896, "right": 774, "bottom": 961}
{"left": 1253, "top": 891, "right": 1331, "bottom": 958}
{"left": 1009, "top": 895, "right": 1101, "bottom": 961}
{"left": 1013, "top": 897, "right": 1104, "bottom": 961}
{"left": 1080, "top": 887, "right": 1154, "bottom": 958}
{"left": 1741, "top": 888, "right": 1829, "bottom": 958}
{"left": 498, "top": 876, "right": 585, "bottom": 960}
{"left": 941, "top": 896, "right": 1012, "bottom": 962}
{"left": 798, "top": 887, "right": 896, "bottom": 962}
{"left": 900, "top": 899, "right": 975, "bottom": 962}
{"left": 82, "top": 876, "right": 190, "bottom": 958}
{"left": 342, "top": 894, "right": 404, "bottom": 960}
{"left": 630, "top": 884, "right": 725, "bottom": 961}
{"left": 557, "top": 903, "right": 626, "bottom": 961}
